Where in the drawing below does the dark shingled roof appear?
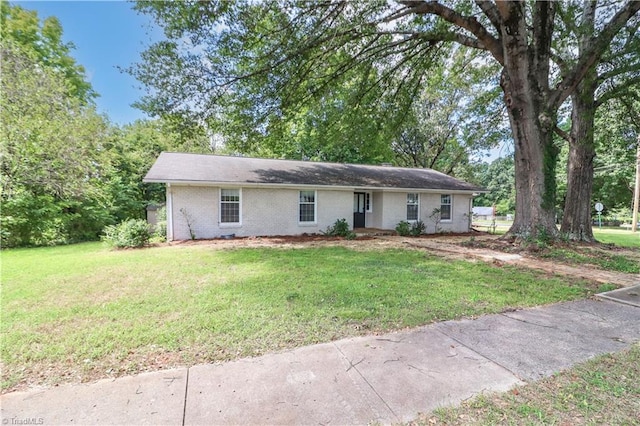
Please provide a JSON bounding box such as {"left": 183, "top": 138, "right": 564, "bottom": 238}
{"left": 144, "top": 152, "right": 485, "bottom": 193}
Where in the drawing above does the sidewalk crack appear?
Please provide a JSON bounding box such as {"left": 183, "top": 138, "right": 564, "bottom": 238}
{"left": 345, "top": 357, "right": 365, "bottom": 372}
{"left": 435, "top": 328, "right": 525, "bottom": 382}
{"left": 182, "top": 367, "right": 190, "bottom": 426}
{"left": 333, "top": 343, "right": 398, "bottom": 422}
{"left": 500, "top": 313, "right": 559, "bottom": 329}
{"left": 557, "top": 305, "right": 609, "bottom": 322}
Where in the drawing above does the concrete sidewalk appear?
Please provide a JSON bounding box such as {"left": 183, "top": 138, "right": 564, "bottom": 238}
{"left": 2, "top": 296, "right": 639, "bottom": 425}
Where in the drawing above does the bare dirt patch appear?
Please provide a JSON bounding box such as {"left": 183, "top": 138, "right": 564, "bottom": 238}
{"left": 163, "top": 234, "right": 404, "bottom": 251}
{"left": 455, "top": 235, "right": 640, "bottom": 287}
{"left": 162, "top": 232, "right": 639, "bottom": 287}
{"left": 161, "top": 231, "right": 492, "bottom": 251}
{"left": 157, "top": 232, "right": 639, "bottom": 287}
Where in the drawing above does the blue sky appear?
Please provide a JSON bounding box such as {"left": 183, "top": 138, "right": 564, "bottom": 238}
{"left": 17, "top": 1, "right": 162, "bottom": 125}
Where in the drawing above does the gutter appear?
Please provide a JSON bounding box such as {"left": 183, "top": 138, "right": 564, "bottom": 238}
{"left": 142, "top": 179, "right": 488, "bottom": 195}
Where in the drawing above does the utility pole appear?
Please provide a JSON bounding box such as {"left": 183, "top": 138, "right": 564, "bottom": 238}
{"left": 633, "top": 135, "right": 640, "bottom": 233}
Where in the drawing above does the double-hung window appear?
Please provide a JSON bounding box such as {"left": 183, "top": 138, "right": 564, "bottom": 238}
{"left": 440, "top": 194, "right": 452, "bottom": 221}
{"left": 406, "top": 193, "right": 419, "bottom": 221}
{"left": 299, "top": 190, "right": 316, "bottom": 223}
{"left": 220, "top": 188, "right": 240, "bottom": 224}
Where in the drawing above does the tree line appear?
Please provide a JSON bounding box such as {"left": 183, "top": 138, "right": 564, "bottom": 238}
{"left": 1, "top": 2, "right": 638, "bottom": 247}
{"left": 0, "top": 3, "right": 215, "bottom": 247}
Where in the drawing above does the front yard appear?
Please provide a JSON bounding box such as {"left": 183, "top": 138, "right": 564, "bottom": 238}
{"left": 1, "top": 239, "right": 605, "bottom": 392}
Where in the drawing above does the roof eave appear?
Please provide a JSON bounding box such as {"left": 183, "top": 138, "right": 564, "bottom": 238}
{"left": 144, "top": 178, "right": 486, "bottom": 194}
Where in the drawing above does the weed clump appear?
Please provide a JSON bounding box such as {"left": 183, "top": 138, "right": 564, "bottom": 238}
{"left": 323, "top": 218, "right": 356, "bottom": 239}
{"left": 396, "top": 220, "right": 425, "bottom": 236}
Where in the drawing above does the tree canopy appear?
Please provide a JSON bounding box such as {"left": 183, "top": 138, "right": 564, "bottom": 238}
{"left": 391, "top": 47, "right": 506, "bottom": 176}
{"left": 593, "top": 92, "right": 640, "bottom": 214}
{"left": 1, "top": 2, "right": 96, "bottom": 103}
{"left": 1, "top": 38, "right": 109, "bottom": 246}
{"left": 133, "top": 0, "right": 640, "bottom": 240}
{"left": 0, "top": 3, "right": 187, "bottom": 247}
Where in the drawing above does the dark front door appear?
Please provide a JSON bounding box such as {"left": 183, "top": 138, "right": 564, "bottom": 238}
{"left": 353, "top": 192, "right": 366, "bottom": 228}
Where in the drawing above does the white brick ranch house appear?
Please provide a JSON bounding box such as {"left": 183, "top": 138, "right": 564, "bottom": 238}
{"left": 144, "top": 153, "right": 485, "bottom": 241}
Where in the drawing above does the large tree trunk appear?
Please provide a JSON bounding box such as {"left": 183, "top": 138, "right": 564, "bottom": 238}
{"left": 560, "top": 3, "right": 597, "bottom": 242}
{"left": 498, "top": 2, "right": 559, "bottom": 241}
{"left": 561, "top": 74, "right": 597, "bottom": 241}
{"left": 502, "top": 77, "right": 559, "bottom": 240}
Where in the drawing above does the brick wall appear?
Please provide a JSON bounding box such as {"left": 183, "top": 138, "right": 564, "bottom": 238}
{"left": 168, "top": 185, "right": 353, "bottom": 239}
{"left": 167, "top": 185, "right": 472, "bottom": 240}
{"left": 169, "top": 186, "right": 218, "bottom": 240}
{"left": 377, "top": 192, "right": 472, "bottom": 233}
{"left": 419, "top": 193, "right": 472, "bottom": 233}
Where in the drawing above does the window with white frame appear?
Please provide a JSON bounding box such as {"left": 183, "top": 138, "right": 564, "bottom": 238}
{"left": 406, "top": 193, "right": 419, "bottom": 221}
{"left": 299, "top": 190, "right": 316, "bottom": 223}
{"left": 220, "top": 188, "right": 240, "bottom": 224}
{"left": 440, "top": 194, "right": 452, "bottom": 221}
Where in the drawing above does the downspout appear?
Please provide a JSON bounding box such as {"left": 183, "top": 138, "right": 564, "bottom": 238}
{"left": 166, "top": 183, "right": 174, "bottom": 241}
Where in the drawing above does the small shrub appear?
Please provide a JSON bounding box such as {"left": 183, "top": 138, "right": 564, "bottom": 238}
{"left": 522, "top": 226, "right": 553, "bottom": 249}
{"left": 102, "top": 219, "right": 152, "bottom": 249}
{"left": 179, "top": 208, "right": 196, "bottom": 239}
{"left": 395, "top": 221, "right": 411, "bottom": 236}
{"left": 429, "top": 208, "right": 442, "bottom": 233}
{"left": 323, "top": 218, "right": 356, "bottom": 239}
{"left": 153, "top": 221, "right": 167, "bottom": 242}
{"left": 410, "top": 220, "right": 426, "bottom": 236}
{"left": 397, "top": 220, "right": 425, "bottom": 237}
{"left": 535, "top": 226, "right": 553, "bottom": 248}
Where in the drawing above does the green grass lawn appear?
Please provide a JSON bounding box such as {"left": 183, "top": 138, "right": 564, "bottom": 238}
{"left": 541, "top": 228, "right": 639, "bottom": 273}
{"left": 0, "top": 242, "right": 604, "bottom": 392}
{"left": 593, "top": 227, "right": 640, "bottom": 248}
{"left": 420, "top": 343, "right": 640, "bottom": 425}
{"left": 473, "top": 222, "right": 640, "bottom": 248}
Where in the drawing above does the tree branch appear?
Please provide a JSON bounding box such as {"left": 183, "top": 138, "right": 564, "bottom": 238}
{"left": 366, "top": 29, "right": 484, "bottom": 49}
{"left": 549, "top": 1, "right": 640, "bottom": 109}
{"left": 618, "top": 95, "right": 640, "bottom": 130}
{"left": 597, "top": 61, "right": 640, "bottom": 83}
{"left": 396, "top": 0, "right": 503, "bottom": 64}
{"left": 475, "top": 0, "right": 502, "bottom": 34}
{"left": 595, "top": 75, "right": 640, "bottom": 108}
{"left": 554, "top": 125, "right": 570, "bottom": 142}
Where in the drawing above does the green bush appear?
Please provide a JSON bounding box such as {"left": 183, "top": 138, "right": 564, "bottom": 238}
{"left": 323, "top": 218, "right": 356, "bottom": 239}
{"left": 410, "top": 220, "right": 426, "bottom": 236}
{"left": 1, "top": 192, "right": 111, "bottom": 247}
{"left": 395, "top": 221, "right": 411, "bottom": 236}
{"left": 102, "top": 219, "right": 152, "bottom": 249}
{"left": 396, "top": 220, "right": 425, "bottom": 237}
